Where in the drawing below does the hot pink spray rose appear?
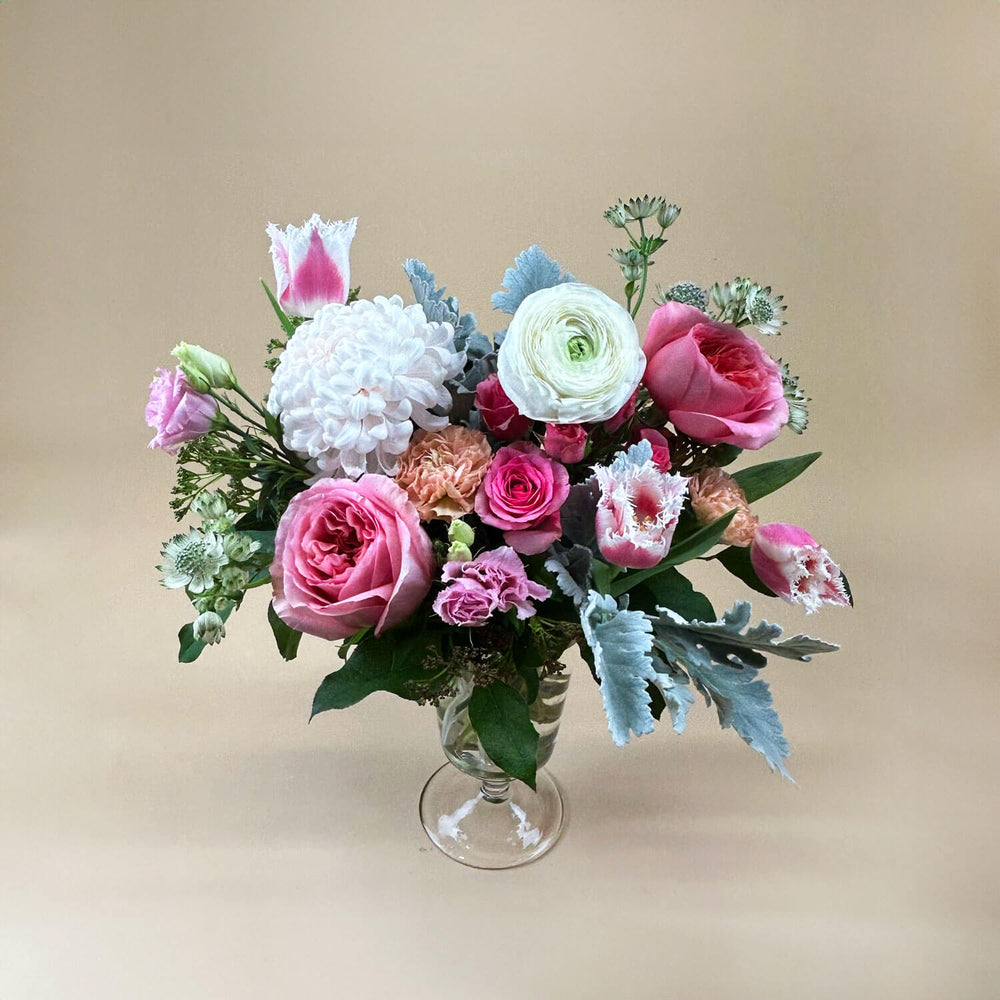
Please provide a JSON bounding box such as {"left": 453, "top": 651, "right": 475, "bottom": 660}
{"left": 474, "top": 373, "right": 533, "bottom": 440}
{"left": 270, "top": 475, "right": 434, "bottom": 640}
{"left": 474, "top": 441, "right": 570, "bottom": 554}
{"left": 634, "top": 428, "right": 672, "bottom": 472}
{"left": 145, "top": 367, "right": 218, "bottom": 454}
{"left": 643, "top": 302, "right": 788, "bottom": 449}
{"left": 266, "top": 214, "right": 357, "bottom": 317}
{"left": 433, "top": 546, "right": 551, "bottom": 626}
{"left": 543, "top": 422, "right": 587, "bottom": 464}
{"left": 750, "top": 522, "right": 850, "bottom": 614}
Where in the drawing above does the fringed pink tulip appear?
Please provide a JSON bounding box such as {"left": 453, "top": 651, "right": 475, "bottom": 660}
{"left": 266, "top": 214, "right": 357, "bottom": 317}
{"left": 750, "top": 522, "right": 850, "bottom": 613}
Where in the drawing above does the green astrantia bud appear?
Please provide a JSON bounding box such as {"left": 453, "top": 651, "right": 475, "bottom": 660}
{"left": 621, "top": 263, "right": 643, "bottom": 282}
{"left": 603, "top": 202, "right": 629, "bottom": 228}
{"left": 192, "top": 491, "right": 230, "bottom": 521}
{"left": 192, "top": 611, "right": 226, "bottom": 645}
{"left": 223, "top": 531, "right": 261, "bottom": 563}
{"left": 219, "top": 565, "right": 251, "bottom": 593}
{"left": 623, "top": 195, "right": 665, "bottom": 221}
{"left": 448, "top": 519, "right": 475, "bottom": 548}
{"left": 172, "top": 342, "right": 237, "bottom": 392}
{"left": 778, "top": 359, "right": 809, "bottom": 433}
{"left": 656, "top": 203, "right": 681, "bottom": 229}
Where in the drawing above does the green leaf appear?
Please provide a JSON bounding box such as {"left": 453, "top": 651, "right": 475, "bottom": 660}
{"left": 609, "top": 510, "right": 737, "bottom": 597}
{"left": 267, "top": 602, "right": 302, "bottom": 661}
{"left": 630, "top": 566, "right": 715, "bottom": 621}
{"left": 732, "top": 452, "right": 821, "bottom": 504}
{"left": 243, "top": 529, "right": 276, "bottom": 559}
{"left": 260, "top": 279, "right": 296, "bottom": 339}
{"left": 710, "top": 444, "right": 743, "bottom": 467}
{"left": 713, "top": 545, "right": 774, "bottom": 597}
{"left": 514, "top": 638, "right": 543, "bottom": 706}
{"left": 468, "top": 682, "right": 539, "bottom": 789}
{"left": 245, "top": 566, "right": 271, "bottom": 589}
{"left": 840, "top": 571, "right": 854, "bottom": 606}
{"left": 590, "top": 558, "right": 620, "bottom": 595}
{"left": 177, "top": 605, "right": 233, "bottom": 663}
{"left": 311, "top": 629, "right": 443, "bottom": 717}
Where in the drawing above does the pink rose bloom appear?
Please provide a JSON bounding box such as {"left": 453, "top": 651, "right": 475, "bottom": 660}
{"left": 634, "top": 428, "right": 672, "bottom": 472}
{"left": 433, "top": 546, "right": 550, "bottom": 626}
{"left": 474, "top": 374, "right": 533, "bottom": 440}
{"left": 266, "top": 214, "right": 357, "bottom": 317}
{"left": 750, "top": 522, "right": 850, "bottom": 614}
{"left": 643, "top": 302, "right": 788, "bottom": 449}
{"left": 594, "top": 442, "right": 688, "bottom": 569}
{"left": 543, "top": 422, "right": 587, "bottom": 464}
{"left": 474, "top": 441, "right": 570, "bottom": 554}
{"left": 145, "top": 366, "right": 217, "bottom": 455}
{"left": 604, "top": 390, "right": 638, "bottom": 433}
{"left": 270, "top": 475, "right": 434, "bottom": 640}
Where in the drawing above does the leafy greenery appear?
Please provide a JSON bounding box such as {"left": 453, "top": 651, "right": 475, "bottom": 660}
{"left": 491, "top": 245, "right": 576, "bottom": 317}
{"left": 713, "top": 545, "right": 774, "bottom": 597}
{"left": 267, "top": 603, "right": 302, "bottom": 661}
{"left": 468, "top": 681, "right": 539, "bottom": 789}
{"left": 731, "top": 452, "right": 821, "bottom": 504}
{"left": 177, "top": 605, "right": 233, "bottom": 663}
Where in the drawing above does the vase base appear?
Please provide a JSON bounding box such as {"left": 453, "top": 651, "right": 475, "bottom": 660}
{"left": 419, "top": 763, "right": 566, "bottom": 869}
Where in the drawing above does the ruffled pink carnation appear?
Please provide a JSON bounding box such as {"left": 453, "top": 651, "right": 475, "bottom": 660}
{"left": 687, "top": 466, "right": 759, "bottom": 547}
{"left": 395, "top": 426, "right": 493, "bottom": 521}
{"left": 433, "top": 546, "right": 550, "bottom": 626}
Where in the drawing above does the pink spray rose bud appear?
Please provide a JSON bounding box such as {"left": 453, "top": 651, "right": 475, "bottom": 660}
{"left": 145, "top": 366, "right": 218, "bottom": 455}
{"left": 688, "top": 466, "right": 758, "bottom": 547}
{"left": 603, "top": 390, "right": 638, "bottom": 433}
{"left": 266, "top": 214, "right": 357, "bottom": 318}
{"left": 270, "top": 475, "right": 435, "bottom": 640}
{"left": 643, "top": 302, "right": 788, "bottom": 449}
{"left": 634, "top": 428, "right": 672, "bottom": 472}
{"left": 474, "top": 441, "right": 570, "bottom": 554}
{"left": 750, "top": 522, "right": 851, "bottom": 614}
{"left": 543, "top": 422, "right": 588, "bottom": 464}
{"left": 474, "top": 373, "right": 533, "bottom": 440}
{"left": 594, "top": 442, "right": 688, "bottom": 569}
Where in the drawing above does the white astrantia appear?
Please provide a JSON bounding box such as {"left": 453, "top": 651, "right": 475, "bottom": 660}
{"left": 158, "top": 528, "right": 229, "bottom": 593}
{"left": 496, "top": 282, "right": 645, "bottom": 424}
{"left": 267, "top": 295, "right": 466, "bottom": 480}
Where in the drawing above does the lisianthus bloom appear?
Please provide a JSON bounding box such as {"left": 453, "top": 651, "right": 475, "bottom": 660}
{"left": 543, "top": 422, "right": 587, "bottom": 464}
{"left": 145, "top": 367, "right": 217, "bottom": 455}
{"left": 497, "top": 282, "right": 646, "bottom": 424}
{"left": 266, "top": 214, "right": 357, "bottom": 317}
{"left": 474, "top": 373, "right": 532, "bottom": 440}
{"left": 594, "top": 440, "right": 688, "bottom": 569}
{"left": 270, "top": 475, "right": 435, "bottom": 640}
{"left": 750, "top": 522, "right": 850, "bottom": 614}
{"left": 432, "top": 546, "right": 551, "bottom": 627}
{"left": 643, "top": 302, "right": 788, "bottom": 449}
{"left": 687, "top": 466, "right": 758, "bottom": 547}
{"left": 395, "top": 425, "right": 493, "bottom": 521}
{"left": 474, "top": 442, "right": 570, "bottom": 554}
{"left": 267, "top": 295, "right": 465, "bottom": 480}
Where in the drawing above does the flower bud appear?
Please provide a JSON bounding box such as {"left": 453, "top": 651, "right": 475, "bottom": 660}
{"left": 446, "top": 541, "right": 474, "bottom": 563}
{"left": 172, "top": 343, "right": 237, "bottom": 391}
{"left": 223, "top": 532, "right": 261, "bottom": 563}
{"left": 750, "top": 523, "right": 850, "bottom": 614}
{"left": 448, "top": 519, "right": 476, "bottom": 548}
{"left": 656, "top": 203, "right": 681, "bottom": 229}
{"left": 193, "top": 611, "right": 226, "bottom": 645}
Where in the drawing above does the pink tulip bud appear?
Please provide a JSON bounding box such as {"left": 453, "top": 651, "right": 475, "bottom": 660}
{"left": 750, "top": 523, "right": 850, "bottom": 613}
{"left": 266, "top": 214, "right": 357, "bottom": 317}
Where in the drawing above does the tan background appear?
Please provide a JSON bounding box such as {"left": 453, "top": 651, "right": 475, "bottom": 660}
{"left": 2, "top": 1, "right": 998, "bottom": 997}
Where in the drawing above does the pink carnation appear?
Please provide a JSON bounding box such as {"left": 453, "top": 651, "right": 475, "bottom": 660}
{"left": 145, "top": 366, "right": 217, "bottom": 454}
{"left": 433, "top": 547, "right": 550, "bottom": 626}
{"left": 688, "top": 466, "right": 758, "bottom": 547}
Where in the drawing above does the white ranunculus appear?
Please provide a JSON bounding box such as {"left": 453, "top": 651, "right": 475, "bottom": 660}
{"left": 496, "top": 283, "right": 645, "bottom": 424}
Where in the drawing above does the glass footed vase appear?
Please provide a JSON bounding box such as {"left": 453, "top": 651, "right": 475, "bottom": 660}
{"left": 419, "top": 665, "right": 571, "bottom": 869}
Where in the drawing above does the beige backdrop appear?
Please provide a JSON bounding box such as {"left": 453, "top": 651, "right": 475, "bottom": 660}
{"left": 2, "top": 2, "right": 998, "bottom": 998}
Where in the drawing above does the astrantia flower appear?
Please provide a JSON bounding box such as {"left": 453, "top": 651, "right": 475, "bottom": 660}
{"left": 267, "top": 295, "right": 466, "bottom": 480}
{"left": 594, "top": 440, "right": 688, "bottom": 569}
{"left": 745, "top": 284, "right": 786, "bottom": 336}
{"left": 158, "top": 528, "right": 229, "bottom": 593}
{"left": 497, "top": 282, "right": 645, "bottom": 424}
{"left": 192, "top": 611, "right": 226, "bottom": 645}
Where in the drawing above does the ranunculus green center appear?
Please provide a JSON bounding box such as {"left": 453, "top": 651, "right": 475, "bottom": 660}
{"left": 567, "top": 334, "right": 594, "bottom": 363}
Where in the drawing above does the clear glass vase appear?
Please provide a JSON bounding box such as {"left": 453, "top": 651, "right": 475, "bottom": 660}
{"left": 419, "top": 665, "right": 572, "bottom": 869}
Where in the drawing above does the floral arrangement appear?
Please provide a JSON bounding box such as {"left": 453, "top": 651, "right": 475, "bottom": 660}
{"left": 146, "top": 198, "right": 850, "bottom": 788}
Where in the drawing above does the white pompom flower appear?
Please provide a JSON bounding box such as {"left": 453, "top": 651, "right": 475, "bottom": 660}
{"left": 268, "top": 295, "right": 466, "bottom": 480}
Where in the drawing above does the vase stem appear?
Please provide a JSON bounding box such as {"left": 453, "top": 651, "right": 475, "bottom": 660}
{"left": 479, "top": 777, "right": 512, "bottom": 804}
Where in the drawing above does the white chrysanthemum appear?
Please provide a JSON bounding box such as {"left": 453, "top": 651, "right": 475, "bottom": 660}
{"left": 158, "top": 528, "right": 229, "bottom": 593}
{"left": 268, "top": 295, "right": 466, "bottom": 480}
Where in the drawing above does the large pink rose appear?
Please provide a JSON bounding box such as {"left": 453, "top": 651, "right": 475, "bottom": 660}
{"left": 474, "top": 442, "right": 569, "bottom": 554}
{"left": 643, "top": 302, "right": 788, "bottom": 449}
{"left": 271, "top": 475, "right": 434, "bottom": 640}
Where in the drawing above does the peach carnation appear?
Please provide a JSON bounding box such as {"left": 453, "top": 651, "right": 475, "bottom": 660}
{"left": 396, "top": 425, "right": 493, "bottom": 521}
{"left": 687, "top": 466, "right": 759, "bottom": 547}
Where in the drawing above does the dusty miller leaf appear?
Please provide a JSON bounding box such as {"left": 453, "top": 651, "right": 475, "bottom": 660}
{"left": 491, "top": 245, "right": 576, "bottom": 315}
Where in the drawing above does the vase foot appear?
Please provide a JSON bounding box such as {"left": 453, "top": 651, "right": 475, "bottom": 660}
{"left": 419, "top": 763, "right": 566, "bottom": 869}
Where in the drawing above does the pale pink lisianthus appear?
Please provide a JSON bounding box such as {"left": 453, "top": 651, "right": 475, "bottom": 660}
{"left": 688, "top": 466, "right": 759, "bottom": 547}
{"left": 643, "top": 302, "right": 788, "bottom": 449}
{"left": 543, "top": 422, "right": 587, "bottom": 464}
{"left": 594, "top": 441, "right": 688, "bottom": 569}
{"left": 145, "top": 366, "right": 217, "bottom": 455}
{"left": 433, "top": 546, "right": 550, "bottom": 626}
{"left": 750, "top": 522, "right": 850, "bottom": 614}
{"left": 270, "top": 475, "right": 434, "bottom": 640}
{"left": 474, "top": 442, "right": 570, "bottom": 555}
{"left": 395, "top": 426, "right": 493, "bottom": 521}
{"left": 266, "top": 214, "right": 357, "bottom": 318}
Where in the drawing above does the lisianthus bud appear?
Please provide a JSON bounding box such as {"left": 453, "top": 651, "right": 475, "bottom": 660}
{"left": 448, "top": 519, "right": 476, "bottom": 548}
{"left": 171, "top": 343, "right": 237, "bottom": 392}
{"left": 750, "top": 523, "right": 850, "bottom": 614}
{"left": 193, "top": 611, "right": 226, "bottom": 645}
{"left": 446, "top": 541, "right": 474, "bottom": 563}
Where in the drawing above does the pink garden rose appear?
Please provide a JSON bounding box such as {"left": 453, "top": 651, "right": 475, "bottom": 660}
{"left": 474, "top": 441, "right": 570, "bottom": 554}
{"left": 270, "top": 475, "right": 434, "bottom": 640}
{"left": 474, "top": 373, "right": 533, "bottom": 440}
{"left": 594, "top": 442, "right": 688, "bottom": 569}
{"left": 543, "top": 422, "right": 587, "bottom": 464}
{"left": 643, "top": 302, "right": 788, "bottom": 449}
{"left": 266, "top": 214, "right": 357, "bottom": 318}
{"left": 433, "top": 546, "right": 550, "bottom": 626}
{"left": 145, "top": 366, "right": 217, "bottom": 455}
{"left": 750, "top": 522, "right": 850, "bottom": 614}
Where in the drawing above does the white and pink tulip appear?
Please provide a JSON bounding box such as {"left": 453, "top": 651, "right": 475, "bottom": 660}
{"left": 750, "top": 522, "right": 850, "bottom": 613}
